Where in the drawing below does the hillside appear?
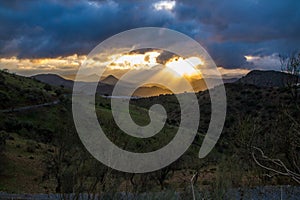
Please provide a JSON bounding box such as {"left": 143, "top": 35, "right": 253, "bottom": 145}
{"left": 101, "top": 75, "right": 119, "bottom": 85}
{"left": 237, "top": 70, "right": 298, "bottom": 87}
{"left": 0, "top": 70, "right": 299, "bottom": 196}
{"left": 0, "top": 71, "right": 60, "bottom": 109}
{"left": 133, "top": 86, "right": 172, "bottom": 97}
{"left": 32, "top": 74, "right": 73, "bottom": 89}
{"left": 33, "top": 73, "right": 173, "bottom": 97}
{"left": 33, "top": 73, "right": 238, "bottom": 97}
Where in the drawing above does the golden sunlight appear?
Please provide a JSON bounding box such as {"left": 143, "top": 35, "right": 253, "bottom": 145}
{"left": 0, "top": 51, "right": 207, "bottom": 79}
{"left": 165, "top": 57, "right": 203, "bottom": 78}
{"left": 0, "top": 54, "right": 85, "bottom": 73}
{"left": 107, "top": 51, "right": 203, "bottom": 78}
{"left": 109, "top": 51, "right": 161, "bottom": 69}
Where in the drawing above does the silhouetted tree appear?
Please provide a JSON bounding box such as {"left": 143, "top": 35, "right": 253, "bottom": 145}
{"left": 279, "top": 51, "right": 300, "bottom": 101}
{"left": 43, "top": 84, "right": 52, "bottom": 91}
{"left": 0, "top": 131, "right": 9, "bottom": 174}
{"left": 0, "top": 131, "right": 8, "bottom": 153}
{"left": 151, "top": 165, "right": 174, "bottom": 190}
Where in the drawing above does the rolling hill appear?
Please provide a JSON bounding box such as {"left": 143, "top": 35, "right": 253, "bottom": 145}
{"left": 33, "top": 74, "right": 73, "bottom": 88}
{"left": 0, "top": 71, "right": 59, "bottom": 109}
{"left": 237, "top": 70, "right": 298, "bottom": 87}
{"left": 33, "top": 73, "right": 240, "bottom": 97}
{"left": 101, "top": 75, "right": 119, "bottom": 85}
{"left": 32, "top": 73, "right": 172, "bottom": 97}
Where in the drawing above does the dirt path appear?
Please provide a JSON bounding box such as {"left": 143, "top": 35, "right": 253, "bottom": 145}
{"left": 0, "top": 100, "right": 60, "bottom": 113}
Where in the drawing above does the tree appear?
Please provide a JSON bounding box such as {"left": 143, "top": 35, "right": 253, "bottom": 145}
{"left": 2, "top": 68, "right": 9, "bottom": 73}
{"left": 0, "top": 72, "right": 5, "bottom": 85}
{"left": 0, "top": 131, "right": 8, "bottom": 153}
{"left": 0, "top": 131, "right": 9, "bottom": 174}
{"left": 151, "top": 165, "right": 174, "bottom": 190}
{"left": 252, "top": 146, "right": 300, "bottom": 184}
{"left": 43, "top": 84, "right": 52, "bottom": 92}
{"left": 251, "top": 110, "right": 300, "bottom": 184}
{"left": 0, "top": 91, "right": 11, "bottom": 108}
{"left": 279, "top": 51, "right": 300, "bottom": 101}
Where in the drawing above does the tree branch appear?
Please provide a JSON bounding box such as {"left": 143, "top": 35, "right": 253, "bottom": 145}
{"left": 252, "top": 146, "right": 300, "bottom": 184}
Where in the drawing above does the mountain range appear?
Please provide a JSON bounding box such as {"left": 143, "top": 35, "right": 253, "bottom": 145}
{"left": 32, "top": 74, "right": 172, "bottom": 97}
{"left": 32, "top": 70, "right": 298, "bottom": 97}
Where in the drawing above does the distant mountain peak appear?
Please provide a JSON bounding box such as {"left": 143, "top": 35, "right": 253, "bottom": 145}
{"left": 32, "top": 73, "right": 73, "bottom": 88}
{"left": 101, "top": 75, "right": 119, "bottom": 85}
{"left": 32, "top": 73, "right": 66, "bottom": 81}
{"left": 237, "top": 70, "right": 297, "bottom": 88}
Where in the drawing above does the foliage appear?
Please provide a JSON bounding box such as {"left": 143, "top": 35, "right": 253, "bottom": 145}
{"left": 43, "top": 84, "right": 52, "bottom": 92}
{"left": 0, "top": 70, "right": 61, "bottom": 109}
{"left": 0, "top": 130, "right": 9, "bottom": 174}
{"left": 0, "top": 130, "right": 8, "bottom": 153}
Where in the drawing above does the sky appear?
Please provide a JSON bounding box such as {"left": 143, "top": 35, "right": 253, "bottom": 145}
{"left": 0, "top": 0, "right": 299, "bottom": 77}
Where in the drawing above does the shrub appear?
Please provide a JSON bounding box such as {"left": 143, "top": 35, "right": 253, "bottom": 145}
{"left": 38, "top": 128, "right": 54, "bottom": 143}
{"left": 0, "top": 131, "right": 9, "bottom": 153}
{"left": 0, "top": 91, "right": 10, "bottom": 108}
{"left": 26, "top": 141, "right": 36, "bottom": 153}
{"left": 4, "top": 117, "right": 21, "bottom": 132}
{"left": 43, "top": 84, "right": 52, "bottom": 91}
{"left": 55, "top": 89, "right": 63, "bottom": 96}
{"left": 235, "top": 96, "right": 242, "bottom": 101}
{"left": 0, "top": 131, "right": 9, "bottom": 174}
{"left": 0, "top": 73, "right": 5, "bottom": 85}
{"left": 18, "top": 128, "right": 31, "bottom": 138}
{"left": 61, "top": 169, "right": 75, "bottom": 193}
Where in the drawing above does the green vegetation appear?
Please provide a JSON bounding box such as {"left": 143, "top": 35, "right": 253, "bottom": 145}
{"left": 0, "top": 70, "right": 60, "bottom": 109}
{"left": 0, "top": 70, "right": 299, "bottom": 197}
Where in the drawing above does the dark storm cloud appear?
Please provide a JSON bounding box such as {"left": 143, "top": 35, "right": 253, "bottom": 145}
{"left": 175, "top": 0, "right": 300, "bottom": 42}
{"left": 130, "top": 48, "right": 177, "bottom": 64}
{"left": 0, "top": 0, "right": 300, "bottom": 69}
{"left": 174, "top": 0, "right": 300, "bottom": 68}
{"left": 0, "top": 0, "right": 174, "bottom": 58}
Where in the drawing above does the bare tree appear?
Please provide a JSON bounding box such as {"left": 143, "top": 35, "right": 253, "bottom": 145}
{"left": 251, "top": 109, "right": 300, "bottom": 185}
{"left": 252, "top": 146, "right": 300, "bottom": 184}
{"left": 151, "top": 165, "right": 174, "bottom": 190}
{"left": 279, "top": 51, "right": 300, "bottom": 101}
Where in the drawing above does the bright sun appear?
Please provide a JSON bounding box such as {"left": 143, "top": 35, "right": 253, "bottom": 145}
{"left": 108, "top": 51, "right": 203, "bottom": 78}
{"left": 165, "top": 57, "right": 203, "bottom": 78}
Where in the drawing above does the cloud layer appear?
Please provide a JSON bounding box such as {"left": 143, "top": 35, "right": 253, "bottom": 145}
{"left": 0, "top": 0, "right": 299, "bottom": 71}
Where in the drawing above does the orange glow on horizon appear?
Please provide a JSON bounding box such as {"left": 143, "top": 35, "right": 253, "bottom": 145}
{"left": 108, "top": 51, "right": 203, "bottom": 79}
{"left": 0, "top": 51, "right": 249, "bottom": 79}
{"left": 0, "top": 54, "right": 85, "bottom": 72}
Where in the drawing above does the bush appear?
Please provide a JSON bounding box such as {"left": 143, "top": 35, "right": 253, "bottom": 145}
{"left": 4, "top": 117, "right": 21, "bottom": 132}
{"left": 0, "top": 131, "right": 9, "bottom": 153}
{"left": 26, "top": 141, "right": 36, "bottom": 153}
{"left": 0, "top": 91, "right": 11, "bottom": 108}
{"left": 38, "top": 128, "right": 54, "bottom": 143}
{"left": 0, "top": 73, "right": 5, "bottom": 85}
{"left": 43, "top": 84, "right": 52, "bottom": 91}
{"left": 0, "top": 131, "right": 9, "bottom": 174}
{"left": 55, "top": 89, "right": 63, "bottom": 96}
{"left": 61, "top": 169, "right": 75, "bottom": 193}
